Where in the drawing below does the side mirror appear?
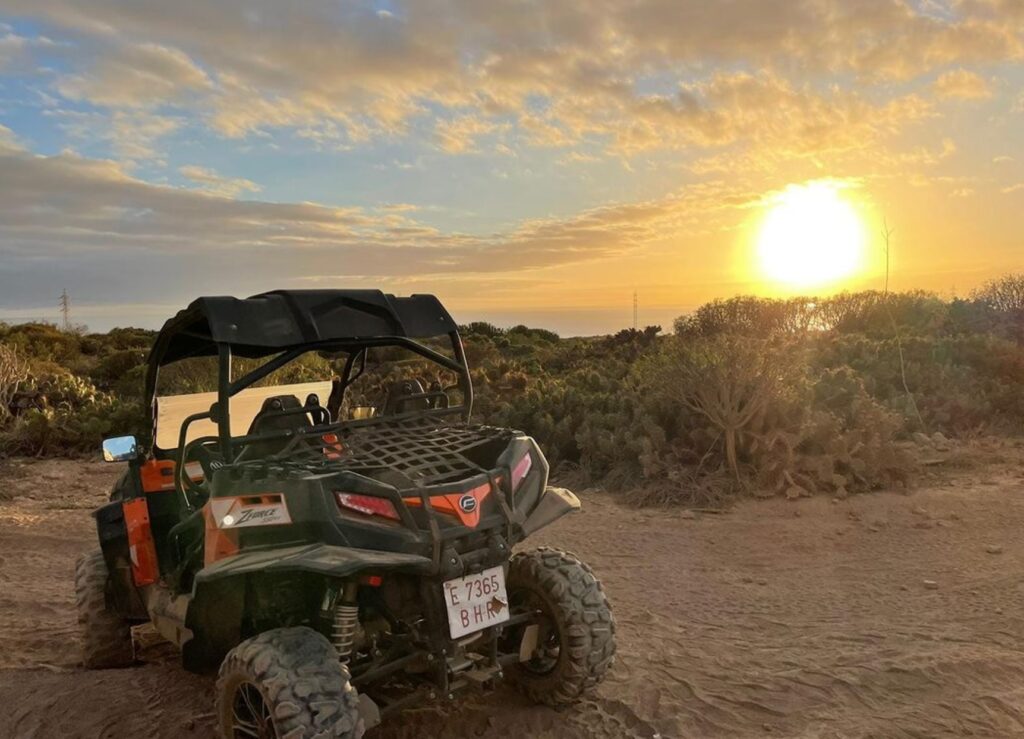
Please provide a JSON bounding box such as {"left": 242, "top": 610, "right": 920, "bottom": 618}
{"left": 102, "top": 435, "right": 139, "bottom": 463}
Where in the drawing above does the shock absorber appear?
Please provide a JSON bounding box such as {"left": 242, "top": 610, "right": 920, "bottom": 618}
{"left": 332, "top": 581, "right": 359, "bottom": 663}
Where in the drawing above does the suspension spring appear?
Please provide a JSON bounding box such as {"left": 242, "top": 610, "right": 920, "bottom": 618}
{"left": 332, "top": 602, "right": 359, "bottom": 662}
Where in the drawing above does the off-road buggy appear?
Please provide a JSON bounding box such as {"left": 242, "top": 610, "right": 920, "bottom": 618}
{"left": 77, "top": 290, "right": 615, "bottom": 738}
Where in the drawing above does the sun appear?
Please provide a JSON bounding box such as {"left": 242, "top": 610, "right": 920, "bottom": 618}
{"left": 756, "top": 181, "right": 866, "bottom": 288}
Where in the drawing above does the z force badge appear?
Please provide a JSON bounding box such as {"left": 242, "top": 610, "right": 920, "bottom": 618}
{"left": 210, "top": 495, "right": 292, "bottom": 529}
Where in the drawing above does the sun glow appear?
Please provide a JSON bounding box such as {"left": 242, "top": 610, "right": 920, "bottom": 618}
{"left": 756, "top": 182, "right": 866, "bottom": 288}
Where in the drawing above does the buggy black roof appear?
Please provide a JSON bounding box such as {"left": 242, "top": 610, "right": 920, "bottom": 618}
{"left": 151, "top": 290, "right": 458, "bottom": 365}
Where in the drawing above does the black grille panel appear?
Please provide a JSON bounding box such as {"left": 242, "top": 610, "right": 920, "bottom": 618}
{"left": 234, "top": 417, "right": 514, "bottom": 487}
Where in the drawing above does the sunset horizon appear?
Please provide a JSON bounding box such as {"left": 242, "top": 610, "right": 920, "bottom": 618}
{"left": 1, "top": 1, "right": 1022, "bottom": 334}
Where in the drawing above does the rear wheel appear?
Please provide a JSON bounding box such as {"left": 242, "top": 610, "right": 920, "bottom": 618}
{"left": 216, "top": 626, "right": 363, "bottom": 739}
{"left": 74, "top": 550, "right": 134, "bottom": 668}
{"left": 504, "top": 547, "right": 616, "bottom": 706}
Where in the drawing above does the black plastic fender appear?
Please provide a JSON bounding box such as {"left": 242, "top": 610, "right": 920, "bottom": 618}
{"left": 194, "top": 543, "right": 432, "bottom": 583}
{"left": 520, "top": 486, "right": 581, "bottom": 537}
{"left": 182, "top": 544, "right": 432, "bottom": 671}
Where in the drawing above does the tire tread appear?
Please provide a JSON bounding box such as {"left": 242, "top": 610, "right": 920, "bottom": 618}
{"left": 216, "top": 626, "right": 362, "bottom": 739}
{"left": 506, "top": 546, "right": 616, "bottom": 706}
{"left": 74, "top": 550, "right": 134, "bottom": 669}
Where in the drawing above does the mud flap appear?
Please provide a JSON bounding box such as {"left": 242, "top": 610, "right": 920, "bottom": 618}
{"left": 358, "top": 695, "right": 382, "bottom": 731}
{"left": 518, "top": 623, "right": 540, "bottom": 662}
{"left": 520, "top": 486, "right": 581, "bottom": 537}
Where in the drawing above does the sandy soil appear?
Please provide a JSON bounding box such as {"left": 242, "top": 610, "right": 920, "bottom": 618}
{"left": 2, "top": 442, "right": 1024, "bottom": 739}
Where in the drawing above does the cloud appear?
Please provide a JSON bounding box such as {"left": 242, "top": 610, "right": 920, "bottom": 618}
{"left": 611, "top": 0, "right": 1023, "bottom": 78}
{"left": 518, "top": 114, "right": 575, "bottom": 148}
{"left": 55, "top": 41, "right": 211, "bottom": 108}
{"left": 0, "top": 145, "right": 758, "bottom": 311}
{"left": 932, "top": 68, "right": 993, "bottom": 99}
{"left": 662, "top": 73, "right": 936, "bottom": 169}
{"left": 557, "top": 151, "right": 601, "bottom": 165}
{"left": 53, "top": 108, "right": 182, "bottom": 161}
{"left": 179, "top": 165, "right": 261, "bottom": 197}
{"left": 378, "top": 203, "right": 422, "bottom": 213}
{"left": 434, "top": 115, "right": 505, "bottom": 154}
{"left": 0, "top": 29, "right": 27, "bottom": 70}
{"left": 0, "top": 28, "right": 57, "bottom": 72}
{"left": 0, "top": 123, "right": 23, "bottom": 151}
{"left": 2, "top": 0, "right": 1020, "bottom": 163}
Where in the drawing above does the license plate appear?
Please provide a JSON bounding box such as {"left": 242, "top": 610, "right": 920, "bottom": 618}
{"left": 442, "top": 565, "right": 510, "bottom": 639}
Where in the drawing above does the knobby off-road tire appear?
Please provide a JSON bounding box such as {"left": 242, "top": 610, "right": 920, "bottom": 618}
{"left": 74, "top": 550, "right": 134, "bottom": 668}
{"left": 506, "top": 547, "right": 616, "bottom": 706}
{"left": 216, "top": 626, "right": 363, "bottom": 739}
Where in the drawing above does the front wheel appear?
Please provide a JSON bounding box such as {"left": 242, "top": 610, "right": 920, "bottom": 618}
{"left": 215, "top": 627, "right": 363, "bottom": 739}
{"left": 504, "top": 547, "right": 616, "bottom": 706}
{"left": 74, "top": 550, "right": 134, "bottom": 668}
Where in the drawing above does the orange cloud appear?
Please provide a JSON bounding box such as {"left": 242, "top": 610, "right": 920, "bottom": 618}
{"left": 932, "top": 68, "right": 994, "bottom": 99}
{"left": 178, "top": 165, "right": 261, "bottom": 197}
{"left": 434, "top": 116, "right": 506, "bottom": 154}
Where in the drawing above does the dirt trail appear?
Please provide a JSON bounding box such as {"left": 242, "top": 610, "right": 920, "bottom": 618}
{"left": 2, "top": 444, "right": 1024, "bottom": 738}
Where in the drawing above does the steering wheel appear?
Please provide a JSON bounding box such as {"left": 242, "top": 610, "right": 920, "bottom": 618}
{"left": 177, "top": 436, "right": 218, "bottom": 510}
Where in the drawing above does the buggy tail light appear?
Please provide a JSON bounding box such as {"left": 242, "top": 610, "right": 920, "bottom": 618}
{"left": 335, "top": 492, "right": 400, "bottom": 521}
{"left": 511, "top": 452, "right": 533, "bottom": 491}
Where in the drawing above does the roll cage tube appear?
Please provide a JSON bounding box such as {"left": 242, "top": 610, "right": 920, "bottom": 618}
{"left": 154, "top": 331, "right": 473, "bottom": 473}
{"left": 218, "top": 343, "right": 233, "bottom": 462}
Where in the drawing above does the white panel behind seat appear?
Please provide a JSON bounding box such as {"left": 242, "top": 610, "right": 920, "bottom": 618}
{"left": 155, "top": 381, "right": 334, "bottom": 451}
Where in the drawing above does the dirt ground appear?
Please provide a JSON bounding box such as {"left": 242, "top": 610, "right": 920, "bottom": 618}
{"left": 2, "top": 441, "right": 1024, "bottom": 739}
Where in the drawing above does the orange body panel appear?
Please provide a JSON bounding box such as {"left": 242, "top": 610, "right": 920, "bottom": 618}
{"left": 140, "top": 458, "right": 204, "bottom": 493}
{"left": 140, "top": 459, "right": 176, "bottom": 492}
{"left": 403, "top": 481, "right": 492, "bottom": 528}
{"left": 123, "top": 498, "right": 159, "bottom": 586}
{"left": 203, "top": 505, "right": 240, "bottom": 566}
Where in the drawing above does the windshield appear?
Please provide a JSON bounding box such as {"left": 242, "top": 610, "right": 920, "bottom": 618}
{"left": 155, "top": 381, "right": 333, "bottom": 451}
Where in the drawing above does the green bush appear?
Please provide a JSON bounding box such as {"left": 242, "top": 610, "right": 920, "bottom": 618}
{"left": 814, "top": 333, "right": 1024, "bottom": 433}
{"left": 0, "top": 360, "right": 147, "bottom": 456}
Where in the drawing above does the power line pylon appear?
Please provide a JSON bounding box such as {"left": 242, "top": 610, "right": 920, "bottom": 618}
{"left": 633, "top": 290, "right": 638, "bottom": 330}
{"left": 59, "top": 289, "right": 70, "bottom": 331}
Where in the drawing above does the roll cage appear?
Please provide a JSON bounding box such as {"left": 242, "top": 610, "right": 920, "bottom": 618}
{"left": 144, "top": 290, "right": 473, "bottom": 483}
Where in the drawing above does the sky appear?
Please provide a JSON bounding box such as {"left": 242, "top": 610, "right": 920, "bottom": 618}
{"left": 0, "top": 0, "right": 1021, "bottom": 334}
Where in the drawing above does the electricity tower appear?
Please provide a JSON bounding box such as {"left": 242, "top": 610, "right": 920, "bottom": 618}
{"left": 633, "top": 290, "right": 638, "bottom": 330}
{"left": 59, "top": 289, "right": 71, "bottom": 331}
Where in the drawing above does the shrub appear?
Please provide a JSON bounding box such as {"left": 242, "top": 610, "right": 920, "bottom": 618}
{"left": 814, "top": 333, "right": 1024, "bottom": 433}
{"left": 644, "top": 335, "right": 803, "bottom": 480}
{"left": 625, "top": 337, "right": 913, "bottom": 503}
{"left": 973, "top": 273, "right": 1024, "bottom": 313}
{"left": 0, "top": 344, "right": 29, "bottom": 424}
{"left": 969, "top": 274, "right": 1024, "bottom": 343}
{"left": 2, "top": 391, "right": 145, "bottom": 457}
{"left": 0, "top": 282, "right": 1020, "bottom": 508}
{"left": 674, "top": 296, "right": 819, "bottom": 338}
